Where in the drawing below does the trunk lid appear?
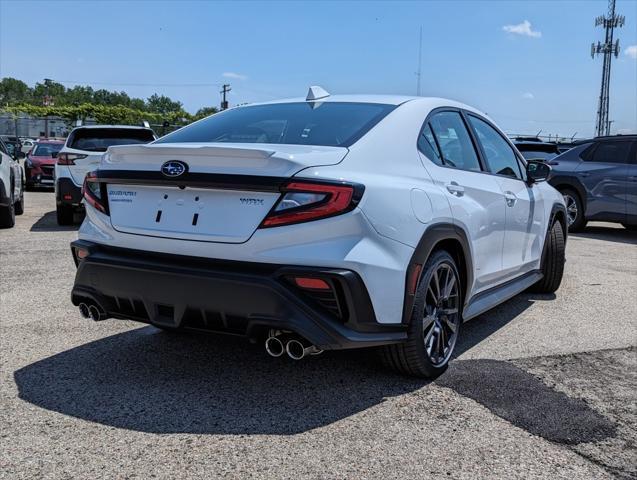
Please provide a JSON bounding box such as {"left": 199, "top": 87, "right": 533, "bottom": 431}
{"left": 101, "top": 143, "right": 348, "bottom": 243}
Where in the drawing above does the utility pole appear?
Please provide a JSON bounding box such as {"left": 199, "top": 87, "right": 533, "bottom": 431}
{"left": 43, "top": 78, "right": 53, "bottom": 138}
{"left": 591, "top": 0, "right": 624, "bottom": 137}
{"left": 416, "top": 27, "right": 422, "bottom": 96}
{"left": 220, "top": 84, "right": 231, "bottom": 110}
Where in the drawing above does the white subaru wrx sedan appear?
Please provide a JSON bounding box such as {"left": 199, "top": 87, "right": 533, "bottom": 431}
{"left": 70, "top": 88, "right": 566, "bottom": 378}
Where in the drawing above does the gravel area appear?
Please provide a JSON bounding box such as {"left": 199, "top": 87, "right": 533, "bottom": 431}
{"left": 1, "top": 191, "right": 635, "bottom": 479}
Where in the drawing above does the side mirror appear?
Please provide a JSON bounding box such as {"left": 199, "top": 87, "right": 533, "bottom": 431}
{"left": 527, "top": 160, "right": 551, "bottom": 184}
{"left": 51, "top": 152, "right": 58, "bottom": 158}
{"left": 17, "top": 151, "right": 26, "bottom": 160}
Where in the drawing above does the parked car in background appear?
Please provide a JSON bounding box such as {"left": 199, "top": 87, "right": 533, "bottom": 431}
{"left": 0, "top": 137, "right": 25, "bottom": 228}
{"left": 20, "top": 138, "right": 36, "bottom": 155}
{"left": 513, "top": 138, "right": 561, "bottom": 162}
{"left": 1, "top": 135, "right": 24, "bottom": 159}
{"left": 55, "top": 125, "right": 157, "bottom": 225}
{"left": 548, "top": 135, "right": 637, "bottom": 231}
{"left": 70, "top": 91, "right": 567, "bottom": 378}
{"left": 25, "top": 140, "right": 64, "bottom": 189}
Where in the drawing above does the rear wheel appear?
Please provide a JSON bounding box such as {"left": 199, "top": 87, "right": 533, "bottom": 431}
{"left": 382, "top": 250, "right": 462, "bottom": 378}
{"left": 56, "top": 204, "right": 74, "bottom": 225}
{"left": 530, "top": 220, "right": 565, "bottom": 293}
{"left": 561, "top": 188, "right": 586, "bottom": 232}
{"left": 0, "top": 189, "right": 15, "bottom": 228}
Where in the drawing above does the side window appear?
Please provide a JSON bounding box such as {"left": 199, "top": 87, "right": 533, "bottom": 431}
{"left": 0, "top": 140, "right": 7, "bottom": 155}
{"left": 585, "top": 141, "right": 632, "bottom": 164}
{"left": 428, "top": 111, "right": 482, "bottom": 171}
{"left": 417, "top": 123, "right": 443, "bottom": 166}
{"left": 468, "top": 115, "right": 522, "bottom": 179}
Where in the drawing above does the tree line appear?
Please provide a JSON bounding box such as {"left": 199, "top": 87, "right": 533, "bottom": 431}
{"left": 0, "top": 77, "right": 218, "bottom": 126}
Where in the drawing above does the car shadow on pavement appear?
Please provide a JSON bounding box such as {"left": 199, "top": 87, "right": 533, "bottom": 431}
{"left": 570, "top": 225, "right": 637, "bottom": 245}
{"left": 30, "top": 211, "right": 80, "bottom": 232}
{"left": 13, "top": 319, "right": 615, "bottom": 443}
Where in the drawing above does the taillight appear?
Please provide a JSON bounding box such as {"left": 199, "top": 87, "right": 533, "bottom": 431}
{"left": 57, "top": 153, "right": 87, "bottom": 165}
{"left": 82, "top": 172, "right": 109, "bottom": 214}
{"left": 261, "top": 180, "right": 363, "bottom": 228}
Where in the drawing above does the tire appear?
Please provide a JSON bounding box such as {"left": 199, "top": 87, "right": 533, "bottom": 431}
{"left": 0, "top": 189, "right": 15, "bottom": 228}
{"left": 530, "top": 220, "right": 565, "bottom": 294}
{"left": 381, "top": 250, "right": 462, "bottom": 378}
{"left": 56, "top": 204, "right": 74, "bottom": 225}
{"left": 560, "top": 188, "right": 586, "bottom": 232}
{"left": 14, "top": 184, "right": 24, "bottom": 216}
{"left": 622, "top": 223, "right": 637, "bottom": 231}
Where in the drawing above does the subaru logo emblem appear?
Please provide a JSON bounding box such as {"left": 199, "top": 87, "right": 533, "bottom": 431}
{"left": 161, "top": 160, "right": 188, "bottom": 178}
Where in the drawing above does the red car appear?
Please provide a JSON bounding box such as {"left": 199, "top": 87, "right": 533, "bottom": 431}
{"left": 25, "top": 140, "right": 64, "bottom": 189}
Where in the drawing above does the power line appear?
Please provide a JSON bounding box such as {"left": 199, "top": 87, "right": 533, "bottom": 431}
{"left": 52, "top": 79, "right": 222, "bottom": 88}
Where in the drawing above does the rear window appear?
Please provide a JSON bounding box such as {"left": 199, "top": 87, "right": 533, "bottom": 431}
{"left": 32, "top": 143, "right": 62, "bottom": 156}
{"left": 156, "top": 102, "right": 396, "bottom": 147}
{"left": 68, "top": 128, "right": 156, "bottom": 152}
{"left": 519, "top": 150, "right": 558, "bottom": 161}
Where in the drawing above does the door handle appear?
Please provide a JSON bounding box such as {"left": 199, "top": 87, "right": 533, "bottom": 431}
{"left": 579, "top": 172, "right": 591, "bottom": 177}
{"left": 628, "top": 176, "right": 637, "bottom": 182}
{"left": 504, "top": 191, "right": 517, "bottom": 207}
{"left": 446, "top": 182, "right": 465, "bottom": 196}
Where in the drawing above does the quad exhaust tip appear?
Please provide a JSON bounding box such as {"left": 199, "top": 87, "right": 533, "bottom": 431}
{"left": 265, "top": 330, "right": 322, "bottom": 360}
{"left": 79, "top": 303, "right": 105, "bottom": 321}
{"left": 265, "top": 336, "right": 285, "bottom": 357}
{"left": 78, "top": 303, "right": 90, "bottom": 319}
{"left": 88, "top": 305, "right": 102, "bottom": 321}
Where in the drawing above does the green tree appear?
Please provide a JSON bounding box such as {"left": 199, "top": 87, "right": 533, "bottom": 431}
{"left": 64, "top": 85, "right": 95, "bottom": 105}
{"left": 194, "top": 106, "right": 218, "bottom": 120}
{"left": 146, "top": 93, "right": 183, "bottom": 113}
{"left": 32, "top": 80, "right": 65, "bottom": 105}
{"left": 0, "top": 77, "right": 32, "bottom": 105}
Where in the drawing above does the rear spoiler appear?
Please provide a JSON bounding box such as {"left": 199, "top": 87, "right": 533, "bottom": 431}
{"left": 107, "top": 143, "right": 276, "bottom": 159}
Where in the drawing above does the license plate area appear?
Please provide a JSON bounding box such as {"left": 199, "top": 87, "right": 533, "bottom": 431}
{"left": 107, "top": 184, "right": 279, "bottom": 243}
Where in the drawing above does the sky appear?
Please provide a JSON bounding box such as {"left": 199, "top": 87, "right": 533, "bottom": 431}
{"left": 1, "top": 0, "right": 636, "bottom": 138}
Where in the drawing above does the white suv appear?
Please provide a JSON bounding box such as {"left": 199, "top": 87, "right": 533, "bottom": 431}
{"left": 55, "top": 125, "right": 156, "bottom": 225}
{"left": 70, "top": 90, "right": 567, "bottom": 377}
{"left": 0, "top": 138, "right": 25, "bottom": 228}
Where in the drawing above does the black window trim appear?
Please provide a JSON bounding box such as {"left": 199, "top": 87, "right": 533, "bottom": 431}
{"left": 417, "top": 107, "right": 488, "bottom": 174}
{"left": 417, "top": 107, "right": 529, "bottom": 183}
{"left": 464, "top": 111, "right": 526, "bottom": 182}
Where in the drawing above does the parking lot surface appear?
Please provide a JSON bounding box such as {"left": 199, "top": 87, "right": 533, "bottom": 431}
{"left": 1, "top": 191, "right": 636, "bottom": 479}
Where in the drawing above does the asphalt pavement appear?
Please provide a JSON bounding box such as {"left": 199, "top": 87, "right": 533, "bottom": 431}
{"left": 1, "top": 191, "right": 635, "bottom": 479}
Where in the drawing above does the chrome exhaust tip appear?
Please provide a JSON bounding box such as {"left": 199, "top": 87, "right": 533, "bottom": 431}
{"left": 78, "top": 303, "right": 90, "bottom": 319}
{"left": 88, "top": 305, "right": 103, "bottom": 322}
{"left": 286, "top": 338, "right": 323, "bottom": 360}
{"left": 265, "top": 336, "right": 285, "bottom": 357}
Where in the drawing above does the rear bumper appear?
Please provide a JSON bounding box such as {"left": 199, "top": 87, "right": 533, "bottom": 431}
{"left": 26, "top": 166, "right": 55, "bottom": 186}
{"left": 70, "top": 240, "right": 407, "bottom": 350}
{"left": 56, "top": 177, "right": 83, "bottom": 206}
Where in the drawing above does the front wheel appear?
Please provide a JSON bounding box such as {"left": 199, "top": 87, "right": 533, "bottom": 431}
{"left": 381, "top": 250, "right": 462, "bottom": 378}
{"left": 530, "top": 220, "right": 565, "bottom": 293}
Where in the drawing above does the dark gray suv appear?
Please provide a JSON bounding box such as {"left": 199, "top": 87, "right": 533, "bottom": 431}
{"left": 548, "top": 135, "right": 637, "bottom": 231}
